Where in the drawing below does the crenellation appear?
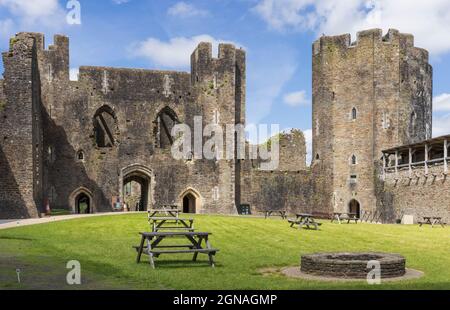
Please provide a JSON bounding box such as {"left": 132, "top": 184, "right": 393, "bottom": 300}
{"left": 313, "top": 29, "right": 425, "bottom": 56}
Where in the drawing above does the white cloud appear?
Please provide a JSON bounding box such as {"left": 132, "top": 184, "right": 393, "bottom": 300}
{"left": 0, "top": 0, "right": 60, "bottom": 18}
{"left": 131, "top": 35, "right": 239, "bottom": 68}
{"left": 433, "top": 113, "right": 450, "bottom": 137}
{"left": 434, "top": 93, "right": 450, "bottom": 112}
{"left": 168, "top": 2, "right": 209, "bottom": 18}
{"left": 69, "top": 68, "right": 79, "bottom": 81}
{"left": 112, "top": 0, "right": 130, "bottom": 4}
{"left": 253, "top": 0, "right": 450, "bottom": 55}
{"left": 283, "top": 90, "right": 310, "bottom": 107}
{"left": 0, "top": 0, "right": 66, "bottom": 31}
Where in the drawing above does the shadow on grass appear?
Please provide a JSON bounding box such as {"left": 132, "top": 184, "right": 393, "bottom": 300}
{"left": 0, "top": 236, "right": 34, "bottom": 241}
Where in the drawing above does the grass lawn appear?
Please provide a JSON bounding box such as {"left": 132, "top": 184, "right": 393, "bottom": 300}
{"left": 0, "top": 213, "right": 449, "bottom": 290}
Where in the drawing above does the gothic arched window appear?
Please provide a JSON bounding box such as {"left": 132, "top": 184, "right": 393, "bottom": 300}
{"left": 93, "top": 105, "right": 118, "bottom": 148}
{"left": 351, "top": 154, "right": 357, "bottom": 165}
{"left": 155, "top": 107, "right": 179, "bottom": 149}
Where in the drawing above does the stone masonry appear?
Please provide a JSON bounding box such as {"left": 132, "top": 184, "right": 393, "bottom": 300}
{"left": 0, "top": 29, "right": 448, "bottom": 223}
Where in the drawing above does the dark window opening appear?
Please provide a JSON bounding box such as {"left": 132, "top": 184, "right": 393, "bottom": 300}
{"left": 77, "top": 151, "right": 85, "bottom": 161}
{"left": 351, "top": 107, "right": 357, "bottom": 120}
{"left": 156, "top": 107, "right": 179, "bottom": 149}
{"left": 94, "top": 106, "right": 117, "bottom": 148}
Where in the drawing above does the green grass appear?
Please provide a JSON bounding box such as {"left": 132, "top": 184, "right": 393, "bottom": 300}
{"left": 0, "top": 214, "right": 449, "bottom": 290}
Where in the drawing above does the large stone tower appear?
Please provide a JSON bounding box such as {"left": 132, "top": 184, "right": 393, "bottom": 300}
{"left": 311, "top": 29, "right": 432, "bottom": 218}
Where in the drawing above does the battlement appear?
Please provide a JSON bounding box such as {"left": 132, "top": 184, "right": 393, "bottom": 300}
{"left": 190, "top": 42, "right": 245, "bottom": 84}
{"left": 6, "top": 32, "right": 68, "bottom": 53}
{"left": 191, "top": 42, "right": 244, "bottom": 62}
{"left": 313, "top": 28, "right": 428, "bottom": 61}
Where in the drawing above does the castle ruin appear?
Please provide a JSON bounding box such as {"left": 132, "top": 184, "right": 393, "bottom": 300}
{"left": 0, "top": 29, "right": 448, "bottom": 223}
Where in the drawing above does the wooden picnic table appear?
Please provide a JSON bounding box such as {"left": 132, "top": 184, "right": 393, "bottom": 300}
{"left": 288, "top": 213, "right": 322, "bottom": 230}
{"left": 264, "top": 210, "right": 287, "bottom": 219}
{"left": 419, "top": 217, "right": 446, "bottom": 228}
{"left": 134, "top": 231, "right": 219, "bottom": 269}
{"left": 332, "top": 212, "right": 359, "bottom": 224}
{"left": 149, "top": 217, "right": 195, "bottom": 232}
{"left": 161, "top": 204, "right": 180, "bottom": 210}
{"left": 148, "top": 209, "right": 181, "bottom": 218}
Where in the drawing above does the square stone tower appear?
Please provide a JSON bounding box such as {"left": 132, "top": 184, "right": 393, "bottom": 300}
{"left": 311, "top": 29, "right": 432, "bottom": 218}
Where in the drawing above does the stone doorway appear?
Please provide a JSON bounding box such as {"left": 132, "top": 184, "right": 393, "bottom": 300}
{"left": 121, "top": 165, "right": 153, "bottom": 212}
{"left": 183, "top": 193, "right": 196, "bottom": 214}
{"left": 123, "top": 175, "right": 149, "bottom": 212}
{"left": 76, "top": 193, "right": 91, "bottom": 214}
{"left": 349, "top": 199, "right": 361, "bottom": 218}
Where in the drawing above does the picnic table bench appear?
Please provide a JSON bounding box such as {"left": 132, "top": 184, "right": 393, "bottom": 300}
{"left": 134, "top": 232, "right": 218, "bottom": 269}
{"left": 418, "top": 217, "right": 446, "bottom": 228}
{"left": 264, "top": 210, "right": 287, "bottom": 220}
{"left": 149, "top": 217, "right": 195, "bottom": 232}
{"left": 161, "top": 204, "right": 180, "bottom": 210}
{"left": 332, "top": 212, "right": 359, "bottom": 224}
{"left": 148, "top": 209, "right": 181, "bottom": 218}
{"left": 288, "top": 213, "right": 322, "bottom": 230}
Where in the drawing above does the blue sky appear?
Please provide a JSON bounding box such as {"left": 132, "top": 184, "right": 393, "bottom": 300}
{"left": 1, "top": 0, "right": 450, "bottom": 162}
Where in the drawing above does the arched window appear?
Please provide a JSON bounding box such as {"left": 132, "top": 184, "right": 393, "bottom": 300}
{"left": 155, "top": 107, "right": 179, "bottom": 149}
{"left": 315, "top": 154, "right": 320, "bottom": 160}
{"left": 77, "top": 150, "right": 85, "bottom": 161}
{"left": 351, "top": 107, "right": 357, "bottom": 120}
{"left": 351, "top": 154, "right": 357, "bottom": 165}
{"left": 93, "top": 105, "right": 117, "bottom": 148}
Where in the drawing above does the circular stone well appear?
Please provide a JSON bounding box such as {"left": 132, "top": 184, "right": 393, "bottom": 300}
{"left": 301, "top": 253, "right": 406, "bottom": 279}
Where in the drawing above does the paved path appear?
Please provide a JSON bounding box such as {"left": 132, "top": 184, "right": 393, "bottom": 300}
{"left": 0, "top": 212, "right": 144, "bottom": 230}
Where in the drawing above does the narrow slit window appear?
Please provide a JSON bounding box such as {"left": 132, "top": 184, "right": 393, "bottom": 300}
{"left": 351, "top": 107, "right": 357, "bottom": 120}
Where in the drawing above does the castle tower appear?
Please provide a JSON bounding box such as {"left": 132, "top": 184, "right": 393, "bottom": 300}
{"left": 0, "top": 33, "right": 46, "bottom": 218}
{"left": 190, "top": 42, "right": 246, "bottom": 213}
{"left": 311, "top": 29, "right": 432, "bottom": 218}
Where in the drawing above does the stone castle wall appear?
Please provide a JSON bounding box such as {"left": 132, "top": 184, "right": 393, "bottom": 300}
{"left": 0, "top": 33, "right": 248, "bottom": 218}
{"left": 0, "top": 29, "right": 447, "bottom": 222}
{"left": 382, "top": 164, "right": 450, "bottom": 224}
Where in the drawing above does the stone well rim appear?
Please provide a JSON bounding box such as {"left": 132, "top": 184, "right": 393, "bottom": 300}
{"left": 302, "top": 252, "right": 405, "bottom": 264}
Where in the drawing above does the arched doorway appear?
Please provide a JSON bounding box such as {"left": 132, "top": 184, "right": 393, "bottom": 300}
{"left": 69, "top": 187, "right": 95, "bottom": 214}
{"left": 121, "top": 165, "right": 153, "bottom": 212}
{"left": 349, "top": 199, "right": 361, "bottom": 218}
{"left": 123, "top": 175, "right": 149, "bottom": 211}
{"left": 76, "top": 193, "right": 91, "bottom": 214}
{"left": 183, "top": 193, "right": 196, "bottom": 214}
{"left": 179, "top": 188, "right": 202, "bottom": 214}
